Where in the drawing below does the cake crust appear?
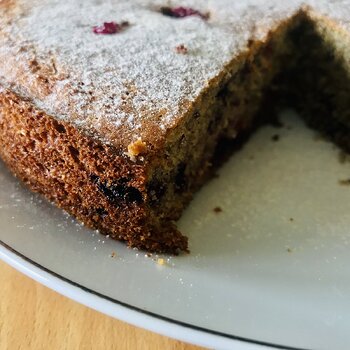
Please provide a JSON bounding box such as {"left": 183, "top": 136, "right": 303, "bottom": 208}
{"left": 0, "top": 87, "right": 188, "bottom": 253}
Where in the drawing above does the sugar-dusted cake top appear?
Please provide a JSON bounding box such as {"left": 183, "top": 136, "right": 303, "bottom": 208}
{"left": 0, "top": 0, "right": 349, "bottom": 152}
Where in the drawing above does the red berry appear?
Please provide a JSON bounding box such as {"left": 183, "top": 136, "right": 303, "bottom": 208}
{"left": 93, "top": 21, "right": 129, "bottom": 34}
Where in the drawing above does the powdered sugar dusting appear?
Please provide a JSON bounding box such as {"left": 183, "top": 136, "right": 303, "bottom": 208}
{"left": 0, "top": 0, "right": 348, "bottom": 150}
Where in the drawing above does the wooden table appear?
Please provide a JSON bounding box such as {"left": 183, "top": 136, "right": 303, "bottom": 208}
{"left": 0, "top": 260, "right": 204, "bottom": 350}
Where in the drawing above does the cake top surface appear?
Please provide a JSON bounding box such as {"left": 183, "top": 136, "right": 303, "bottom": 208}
{"left": 0, "top": 0, "right": 349, "bottom": 153}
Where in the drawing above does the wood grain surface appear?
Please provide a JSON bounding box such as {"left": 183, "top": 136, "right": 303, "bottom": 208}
{"left": 0, "top": 260, "right": 204, "bottom": 350}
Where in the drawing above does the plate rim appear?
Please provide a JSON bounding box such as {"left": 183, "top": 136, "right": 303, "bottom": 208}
{"left": 0, "top": 239, "right": 311, "bottom": 350}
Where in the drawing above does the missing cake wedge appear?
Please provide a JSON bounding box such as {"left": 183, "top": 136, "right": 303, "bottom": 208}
{"left": 1, "top": 1, "right": 350, "bottom": 253}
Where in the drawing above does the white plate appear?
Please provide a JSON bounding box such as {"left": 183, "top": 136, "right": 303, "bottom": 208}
{"left": 1, "top": 110, "right": 350, "bottom": 350}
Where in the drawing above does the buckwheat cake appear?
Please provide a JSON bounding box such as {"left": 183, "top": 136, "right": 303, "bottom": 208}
{"left": 1, "top": 0, "right": 350, "bottom": 253}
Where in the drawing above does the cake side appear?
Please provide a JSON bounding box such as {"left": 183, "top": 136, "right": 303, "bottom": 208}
{"left": 145, "top": 12, "right": 305, "bottom": 223}
{"left": 0, "top": 87, "right": 188, "bottom": 253}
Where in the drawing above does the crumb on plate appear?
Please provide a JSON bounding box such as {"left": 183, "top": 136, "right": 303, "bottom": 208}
{"left": 213, "top": 206, "right": 222, "bottom": 213}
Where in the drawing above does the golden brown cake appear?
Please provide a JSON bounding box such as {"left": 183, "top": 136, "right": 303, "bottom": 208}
{"left": 1, "top": 0, "right": 350, "bottom": 253}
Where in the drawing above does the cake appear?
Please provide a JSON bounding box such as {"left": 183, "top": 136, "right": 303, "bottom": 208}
{"left": 0, "top": 0, "right": 350, "bottom": 253}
